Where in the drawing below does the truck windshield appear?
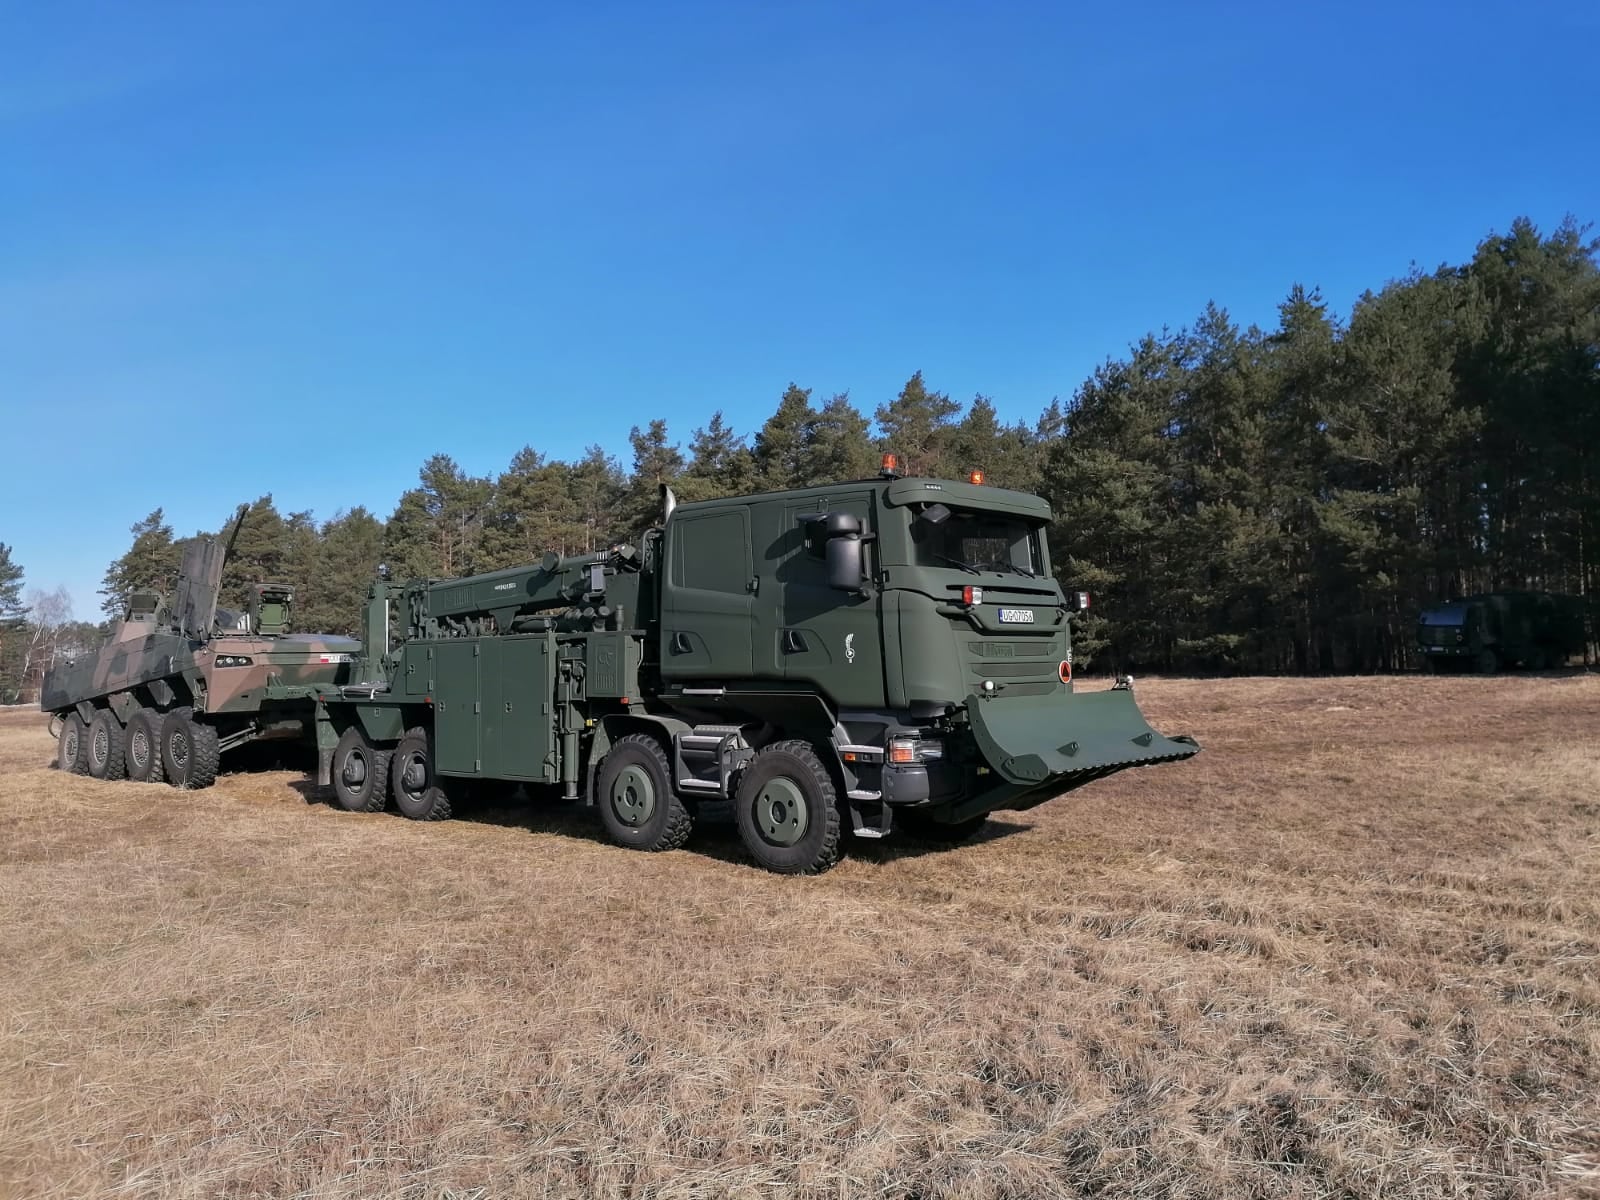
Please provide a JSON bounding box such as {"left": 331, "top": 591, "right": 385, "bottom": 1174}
{"left": 911, "top": 509, "right": 1042, "bottom": 575}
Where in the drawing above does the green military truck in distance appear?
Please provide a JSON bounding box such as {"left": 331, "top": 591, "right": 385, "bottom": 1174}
{"left": 42, "top": 507, "right": 360, "bottom": 787}
{"left": 1416, "top": 591, "right": 1586, "bottom": 674}
{"left": 311, "top": 462, "right": 1200, "bottom": 874}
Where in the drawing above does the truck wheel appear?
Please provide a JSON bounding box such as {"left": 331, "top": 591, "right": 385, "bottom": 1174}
{"left": 87, "top": 710, "right": 127, "bottom": 781}
{"left": 733, "top": 740, "right": 842, "bottom": 874}
{"left": 57, "top": 713, "right": 89, "bottom": 775}
{"left": 332, "top": 727, "right": 391, "bottom": 813}
{"left": 596, "top": 734, "right": 692, "bottom": 852}
{"left": 161, "top": 708, "right": 220, "bottom": 789}
{"left": 897, "top": 809, "right": 987, "bottom": 844}
{"left": 390, "top": 727, "right": 453, "bottom": 821}
{"left": 126, "top": 710, "right": 166, "bottom": 784}
{"left": 1474, "top": 649, "right": 1499, "bottom": 675}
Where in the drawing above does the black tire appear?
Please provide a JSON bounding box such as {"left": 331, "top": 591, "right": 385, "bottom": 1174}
{"left": 87, "top": 709, "right": 126, "bottom": 781}
{"left": 160, "top": 708, "right": 220, "bottom": 789}
{"left": 57, "top": 712, "right": 89, "bottom": 775}
{"left": 1474, "top": 649, "right": 1499, "bottom": 675}
{"left": 733, "top": 740, "right": 842, "bottom": 874}
{"left": 596, "top": 733, "right": 693, "bottom": 852}
{"left": 390, "top": 727, "right": 453, "bottom": 821}
{"left": 332, "top": 726, "right": 391, "bottom": 813}
{"left": 896, "top": 809, "right": 988, "bottom": 845}
{"left": 125, "top": 709, "right": 165, "bottom": 784}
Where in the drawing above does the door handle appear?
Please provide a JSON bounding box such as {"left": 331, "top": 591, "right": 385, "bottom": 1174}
{"left": 781, "top": 630, "right": 807, "bottom": 654}
{"left": 671, "top": 632, "right": 692, "bottom": 654}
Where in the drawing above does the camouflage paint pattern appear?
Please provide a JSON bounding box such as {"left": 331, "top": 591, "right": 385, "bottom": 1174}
{"left": 40, "top": 512, "right": 359, "bottom": 749}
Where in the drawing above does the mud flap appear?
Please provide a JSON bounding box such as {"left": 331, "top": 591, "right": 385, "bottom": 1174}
{"left": 966, "top": 687, "right": 1198, "bottom": 798}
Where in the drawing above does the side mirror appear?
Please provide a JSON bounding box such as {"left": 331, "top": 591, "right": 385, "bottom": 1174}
{"left": 822, "top": 511, "right": 864, "bottom": 592}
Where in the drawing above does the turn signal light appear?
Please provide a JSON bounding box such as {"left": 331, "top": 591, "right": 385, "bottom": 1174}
{"left": 888, "top": 738, "right": 917, "bottom": 764}
{"left": 967, "top": 469, "right": 985, "bottom": 485}
{"left": 962, "top": 585, "right": 984, "bottom": 605}
{"left": 1059, "top": 660, "right": 1072, "bottom": 683}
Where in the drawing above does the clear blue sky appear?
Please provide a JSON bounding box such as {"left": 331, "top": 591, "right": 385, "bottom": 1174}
{"left": 3, "top": 0, "right": 1595, "bottom": 618}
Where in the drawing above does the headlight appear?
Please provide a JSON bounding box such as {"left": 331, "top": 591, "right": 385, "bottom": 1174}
{"left": 889, "top": 735, "right": 943, "bottom": 763}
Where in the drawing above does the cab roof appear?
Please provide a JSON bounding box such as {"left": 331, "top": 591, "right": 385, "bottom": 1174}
{"left": 673, "top": 475, "right": 1052, "bottom": 522}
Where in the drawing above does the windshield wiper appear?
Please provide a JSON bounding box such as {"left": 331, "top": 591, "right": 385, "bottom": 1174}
{"left": 986, "top": 560, "right": 1038, "bottom": 578}
{"left": 928, "top": 553, "right": 982, "bottom": 574}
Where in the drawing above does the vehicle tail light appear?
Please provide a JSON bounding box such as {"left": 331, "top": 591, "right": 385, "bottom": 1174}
{"left": 962, "top": 585, "right": 984, "bottom": 605}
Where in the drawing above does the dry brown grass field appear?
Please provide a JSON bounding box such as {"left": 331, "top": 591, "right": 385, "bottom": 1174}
{"left": 2, "top": 676, "right": 1597, "bottom": 1200}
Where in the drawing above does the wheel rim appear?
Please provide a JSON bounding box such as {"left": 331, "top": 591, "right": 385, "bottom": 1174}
{"left": 63, "top": 727, "right": 78, "bottom": 763}
{"left": 399, "top": 750, "right": 427, "bottom": 801}
{"left": 92, "top": 724, "right": 108, "bottom": 766}
{"left": 610, "top": 764, "right": 656, "bottom": 826}
{"left": 130, "top": 727, "right": 149, "bottom": 770}
{"left": 171, "top": 728, "right": 190, "bottom": 770}
{"left": 341, "top": 748, "right": 369, "bottom": 789}
{"left": 754, "top": 776, "right": 809, "bottom": 846}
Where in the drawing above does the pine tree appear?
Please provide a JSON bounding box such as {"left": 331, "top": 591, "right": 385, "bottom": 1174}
{"left": 680, "top": 412, "right": 755, "bottom": 501}
{"left": 0, "top": 544, "right": 27, "bottom": 703}
{"left": 385, "top": 455, "right": 493, "bottom": 581}
{"left": 306, "top": 507, "right": 386, "bottom": 634}
{"left": 99, "top": 509, "right": 178, "bottom": 617}
{"left": 875, "top": 371, "right": 959, "bottom": 476}
{"left": 482, "top": 448, "right": 582, "bottom": 568}
{"left": 799, "top": 393, "right": 876, "bottom": 485}
{"left": 620, "top": 420, "right": 685, "bottom": 538}
{"left": 752, "top": 384, "right": 815, "bottom": 488}
{"left": 566, "top": 446, "right": 626, "bottom": 553}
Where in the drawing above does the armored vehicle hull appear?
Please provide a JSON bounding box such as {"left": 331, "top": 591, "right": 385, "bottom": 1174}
{"left": 42, "top": 509, "right": 360, "bottom": 788}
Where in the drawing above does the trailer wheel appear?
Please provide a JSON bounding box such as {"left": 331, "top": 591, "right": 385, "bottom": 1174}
{"left": 896, "top": 809, "right": 987, "bottom": 845}
{"left": 57, "top": 712, "right": 89, "bottom": 775}
{"left": 596, "top": 734, "right": 692, "bottom": 852}
{"left": 390, "top": 727, "right": 453, "bottom": 821}
{"left": 87, "top": 709, "right": 127, "bottom": 781}
{"left": 161, "top": 708, "right": 220, "bottom": 789}
{"left": 332, "top": 727, "right": 391, "bottom": 813}
{"left": 733, "top": 740, "right": 842, "bottom": 874}
{"left": 126, "top": 709, "right": 166, "bottom": 784}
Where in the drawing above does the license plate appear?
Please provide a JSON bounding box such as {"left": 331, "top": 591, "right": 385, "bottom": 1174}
{"left": 997, "top": 608, "right": 1035, "bottom": 624}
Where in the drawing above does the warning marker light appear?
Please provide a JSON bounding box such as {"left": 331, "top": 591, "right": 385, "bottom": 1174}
{"left": 967, "top": 469, "right": 986, "bottom": 485}
{"left": 880, "top": 452, "right": 901, "bottom": 477}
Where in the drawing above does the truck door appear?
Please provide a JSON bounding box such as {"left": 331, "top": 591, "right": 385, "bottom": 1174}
{"left": 660, "top": 506, "right": 755, "bottom": 680}
{"left": 777, "top": 490, "right": 885, "bottom": 709}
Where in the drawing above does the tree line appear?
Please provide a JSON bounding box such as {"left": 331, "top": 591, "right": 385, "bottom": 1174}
{"left": 3, "top": 215, "right": 1595, "bottom": 696}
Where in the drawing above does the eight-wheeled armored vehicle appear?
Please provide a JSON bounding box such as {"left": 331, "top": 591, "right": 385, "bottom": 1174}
{"left": 42, "top": 508, "right": 360, "bottom": 787}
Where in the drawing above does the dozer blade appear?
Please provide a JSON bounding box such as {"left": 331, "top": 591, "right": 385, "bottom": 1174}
{"left": 966, "top": 686, "right": 1199, "bottom": 792}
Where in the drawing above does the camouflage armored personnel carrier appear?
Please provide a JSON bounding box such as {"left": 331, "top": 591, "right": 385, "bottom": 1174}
{"left": 42, "top": 508, "right": 360, "bottom": 787}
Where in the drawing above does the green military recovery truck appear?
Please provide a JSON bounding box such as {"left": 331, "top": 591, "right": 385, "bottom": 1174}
{"left": 311, "top": 466, "right": 1199, "bottom": 873}
{"left": 1416, "top": 591, "right": 1585, "bottom": 673}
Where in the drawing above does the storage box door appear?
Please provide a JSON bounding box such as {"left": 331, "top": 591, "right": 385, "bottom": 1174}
{"left": 433, "top": 641, "right": 480, "bottom": 775}
{"left": 490, "top": 636, "right": 553, "bottom": 781}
